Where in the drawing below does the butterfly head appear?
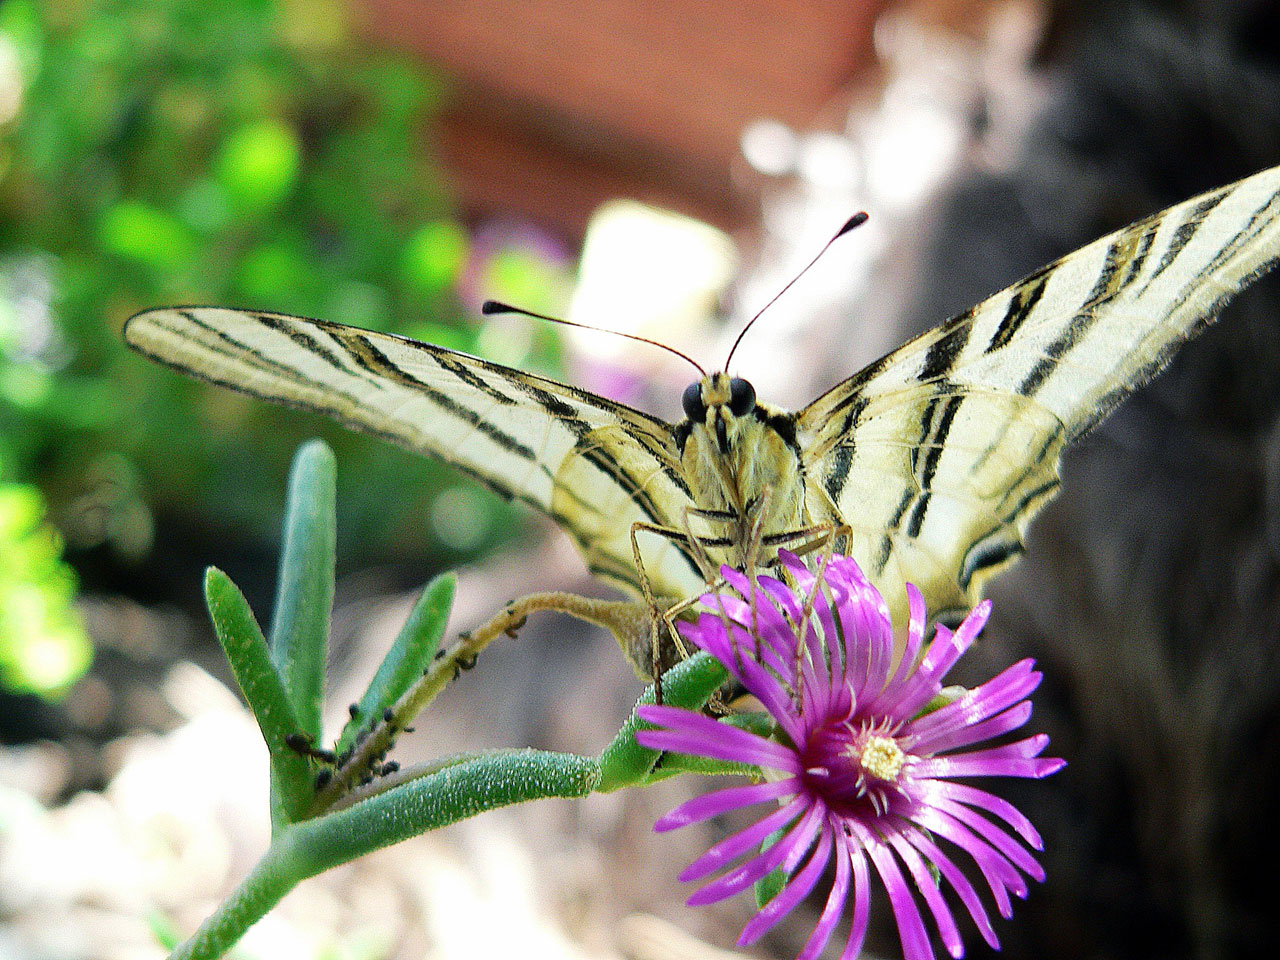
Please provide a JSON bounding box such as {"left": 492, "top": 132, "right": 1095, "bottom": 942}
{"left": 682, "top": 373, "right": 757, "bottom": 454}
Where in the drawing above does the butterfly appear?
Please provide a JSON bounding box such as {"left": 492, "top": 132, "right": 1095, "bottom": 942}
{"left": 124, "top": 163, "right": 1280, "bottom": 675}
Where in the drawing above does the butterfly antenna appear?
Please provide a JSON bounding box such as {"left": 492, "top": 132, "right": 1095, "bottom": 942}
{"left": 482, "top": 300, "right": 707, "bottom": 378}
{"left": 724, "top": 212, "right": 869, "bottom": 371}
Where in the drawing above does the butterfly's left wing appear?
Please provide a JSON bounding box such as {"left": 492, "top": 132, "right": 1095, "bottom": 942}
{"left": 798, "top": 163, "right": 1280, "bottom": 620}
{"left": 123, "top": 307, "right": 704, "bottom": 600}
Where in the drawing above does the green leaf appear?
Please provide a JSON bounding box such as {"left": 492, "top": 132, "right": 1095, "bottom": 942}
{"left": 269, "top": 439, "right": 336, "bottom": 740}
{"left": 336, "top": 572, "right": 455, "bottom": 755}
{"left": 288, "top": 749, "right": 600, "bottom": 870}
{"left": 596, "top": 652, "right": 728, "bottom": 792}
{"left": 203, "top": 567, "right": 311, "bottom": 824}
{"left": 167, "top": 750, "right": 600, "bottom": 960}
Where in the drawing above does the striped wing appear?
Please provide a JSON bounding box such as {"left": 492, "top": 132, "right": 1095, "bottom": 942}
{"left": 799, "top": 163, "right": 1280, "bottom": 620}
{"left": 123, "top": 307, "right": 702, "bottom": 598}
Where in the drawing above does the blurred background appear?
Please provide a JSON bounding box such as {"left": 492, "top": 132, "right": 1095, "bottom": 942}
{"left": 1, "top": 0, "right": 1278, "bottom": 957}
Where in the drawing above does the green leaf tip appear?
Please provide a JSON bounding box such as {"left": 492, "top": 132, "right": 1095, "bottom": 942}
{"left": 337, "top": 571, "right": 456, "bottom": 755}
{"left": 204, "top": 565, "right": 312, "bottom": 823}
{"left": 596, "top": 652, "right": 727, "bottom": 792}
{"left": 270, "top": 439, "right": 337, "bottom": 740}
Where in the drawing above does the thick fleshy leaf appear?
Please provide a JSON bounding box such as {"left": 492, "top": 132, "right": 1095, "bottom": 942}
{"left": 268, "top": 440, "right": 336, "bottom": 741}
{"left": 204, "top": 567, "right": 311, "bottom": 826}
{"left": 336, "top": 572, "right": 455, "bottom": 756}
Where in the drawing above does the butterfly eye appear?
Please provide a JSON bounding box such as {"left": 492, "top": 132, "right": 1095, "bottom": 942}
{"left": 728, "top": 377, "right": 756, "bottom": 416}
{"left": 682, "top": 382, "right": 707, "bottom": 421}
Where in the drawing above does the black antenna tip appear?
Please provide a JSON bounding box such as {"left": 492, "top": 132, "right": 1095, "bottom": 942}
{"left": 836, "top": 212, "right": 870, "bottom": 238}
{"left": 481, "top": 299, "right": 511, "bottom": 315}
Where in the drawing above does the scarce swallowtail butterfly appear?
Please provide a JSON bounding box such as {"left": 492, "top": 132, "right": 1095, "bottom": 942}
{"left": 124, "top": 163, "right": 1280, "bottom": 675}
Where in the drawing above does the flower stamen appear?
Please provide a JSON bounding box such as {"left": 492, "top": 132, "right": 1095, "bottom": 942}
{"left": 859, "top": 734, "right": 905, "bottom": 782}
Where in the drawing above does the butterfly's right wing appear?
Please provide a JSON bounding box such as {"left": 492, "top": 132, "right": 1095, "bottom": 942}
{"left": 798, "top": 163, "right": 1280, "bottom": 621}
{"left": 123, "top": 307, "right": 703, "bottom": 598}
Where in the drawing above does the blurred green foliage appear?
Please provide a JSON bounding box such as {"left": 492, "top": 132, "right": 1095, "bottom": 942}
{"left": 0, "top": 0, "right": 572, "bottom": 600}
{"left": 0, "top": 483, "right": 92, "bottom": 697}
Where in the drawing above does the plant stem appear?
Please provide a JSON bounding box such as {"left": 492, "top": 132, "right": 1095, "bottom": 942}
{"left": 311, "top": 590, "right": 634, "bottom": 809}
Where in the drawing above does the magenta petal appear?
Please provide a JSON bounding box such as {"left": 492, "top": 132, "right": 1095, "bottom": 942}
{"left": 718, "top": 564, "right": 754, "bottom": 601}
{"left": 679, "top": 795, "right": 808, "bottom": 883}
{"left": 712, "top": 594, "right": 797, "bottom": 681}
{"left": 636, "top": 705, "right": 802, "bottom": 772}
{"left": 874, "top": 628, "right": 951, "bottom": 718}
{"left": 911, "top": 701, "right": 1033, "bottom": 755}
{"left": 903, "top": 584, "right": 927, "bottom": 665}
{"left": 856, "top": 822, "right": 935, "bottom": 960}
{"left": 738, "top": 823, "right": 834, "bottom": 944}
{"left": 954, "top": 599, "right": 992, "bottom": 645}
{"left": 678, "top": 612, "right": 744, "bottom": 671}
{"left": 917, "top": 780, "right": 1043, "bottom": 848}
{"left": 731, "top": 654, "right": 808, "bottom": 744}
{"left": 933, "top": 797, "right": 1044, "bottom": 881}
{"left": 911, "top": 806, "right": 1022, "bottom": 914}
{"left": 794, "top": 623, "right": 834, "bottom": 720}
{"left": 759, "top": 571, "right": 805, "bottom": 624}
{"left": 683, "top": 611, "right": 784, "bottom": 684}
{"left": 838, "top": 831, "right": 873, "bottom": 960}
{"left": 908, "top": 660, "right": 1040, "bottom": 738}
{"left": 689, "top": 801, "right": 824, "bottom": 904}
{"left": 898, "top": 821, "right": 1000, "bottom": 949}
{"left": 886, "top": 827, "right": 964, "bottom": 958}
{"left": 914, "top": 734, "right": 1060, "bottom": 779}
{"left": 653, "top": 777, "right": 800, "bottom": 831}
{"left": 796, "top": 825, "right": 852, "bottom": 960}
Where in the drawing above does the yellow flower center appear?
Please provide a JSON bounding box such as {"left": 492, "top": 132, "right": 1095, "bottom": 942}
{"left": 859, "top": 735, "right": 905, "bottom": 782}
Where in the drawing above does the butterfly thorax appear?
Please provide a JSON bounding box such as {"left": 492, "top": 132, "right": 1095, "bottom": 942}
{"left": 674, "top": 372, "right": 807, "bottom": 569}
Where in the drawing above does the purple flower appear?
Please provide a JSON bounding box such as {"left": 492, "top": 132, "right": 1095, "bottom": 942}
{"left": 636, "top": 552, "right": 1064, "bottom": 960}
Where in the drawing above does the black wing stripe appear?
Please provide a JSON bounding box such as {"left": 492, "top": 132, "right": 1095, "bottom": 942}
{"left": 171, "top": 310, "right": 391, "bottom": 415}
{"left": 337, "top": 333, "right": 549, "bottom": 469}
{"left": 1194, "top": 188, "right": 1280, "bottom": 284}
{"left": 255, "top": 312, "right": 354, "bottom": 374}
{"left": 1140, "top": 188, "right": 1229, "bottom": 286}
{"left": 985, "top": 267, "right": 1050, "bottom": 355}
{"left": 823, "top": 444, "right": 854, "bottom": 504}
{"left": 431, "top": 352, "right": 520, "bottom": 407}
{"left": 905, "top": 394, "right": 962, "bottom": 538}
{"left": 919, "top": 324, "right": 971, "bottom": 382}
{"left": 179, "top": 310, "right": 335, "bottom": 386}
{"left": 1017, "top": 223, "right": 1148, "bottom": 397}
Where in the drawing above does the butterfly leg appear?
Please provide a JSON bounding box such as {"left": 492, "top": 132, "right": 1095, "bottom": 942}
{"left": 627, "top": 509, "right": 742, "bottom": 700}
{"left": 627, "top": 519, "right": 703, "bottom": 702}
{"left": 759, "top": 519, "right": 852, "bottom": 694}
